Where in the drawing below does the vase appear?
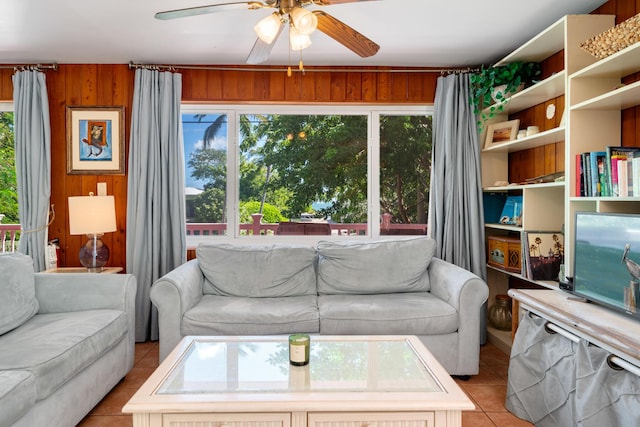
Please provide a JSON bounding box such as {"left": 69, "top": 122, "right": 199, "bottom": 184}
{"left": 491, "top": 83, "right": 525, "bottom": 103}
{"left": 488, "top": 294, "right": 512, "bottom": 331}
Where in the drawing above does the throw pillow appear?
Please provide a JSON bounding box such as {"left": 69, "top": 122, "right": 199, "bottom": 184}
{"left": 0, "top": 253, "right": 39, "bottom": 335}
{"left": 317, "top": 236, "right": 436, "bottom": 295}
{"left": 197, "top": 243, "right": 318, "bottom": 297}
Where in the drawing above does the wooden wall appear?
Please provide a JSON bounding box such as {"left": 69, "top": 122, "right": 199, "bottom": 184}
{"left": 0, "top": 65, "right": 437, "bottom": 268}
{"left": 507, "top": 0, "right": 640, "bottom": 183}
{"left": 0, "top": 0, "right": 635, "bottom": 268}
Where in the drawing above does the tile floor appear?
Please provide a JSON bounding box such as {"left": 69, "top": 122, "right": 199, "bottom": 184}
{"left": 78, "top": 341, "right": 533, "bottom": 427}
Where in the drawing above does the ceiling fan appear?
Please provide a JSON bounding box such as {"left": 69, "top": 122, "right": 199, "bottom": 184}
{"left": 155, "top": 0, "right": 380, "bottom": 65}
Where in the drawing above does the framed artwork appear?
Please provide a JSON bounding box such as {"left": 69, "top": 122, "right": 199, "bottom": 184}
{"left": 524, "top": 231, "right": 564, "bottom": 281}
{"left": 484, "top": 119, "right": 520, "bottom": 149}
{"left": 66, "top": 106, "right": 125, "bottom": 175}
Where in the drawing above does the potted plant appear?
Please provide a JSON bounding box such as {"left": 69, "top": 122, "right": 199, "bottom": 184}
{"left": 470, "top": 61, "right": 541, "bottom": 131}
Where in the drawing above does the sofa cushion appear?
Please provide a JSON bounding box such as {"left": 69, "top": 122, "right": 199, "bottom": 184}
{"left": 0, "top": 253, "right": 39, "bottom": 335}
{"left": 197, "top": 243, "right": 317, "bottom": 297}
{"left": 0, "top": 309, "right": 128, "bottom": 400}
{"left": 182, "top": 294, "right": 320, "bottom": 335}
{"left": 0, "top": 370, "right": 36, "bottom": 426}
{"left": 318, "top": 292, "right": 458, "bottom": 335}
{"left": 316, "top": 237, "right": 436, "bottom": 295}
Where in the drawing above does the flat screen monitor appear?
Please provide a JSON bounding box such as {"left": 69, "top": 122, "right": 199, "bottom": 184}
{"left": 573, "top": 211, "right": 640, "bottom": 319}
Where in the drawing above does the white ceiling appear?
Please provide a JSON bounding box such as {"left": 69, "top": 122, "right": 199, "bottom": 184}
{"left": 0, "top": 0, "right": 607, "bottom": 68}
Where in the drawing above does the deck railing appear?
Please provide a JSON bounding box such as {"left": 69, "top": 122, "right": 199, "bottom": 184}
{"left": 186, "top": 213, "right": 426, "bottom": 237}
{"left": 0, "top": 224, "right": 21, "bottom": 253}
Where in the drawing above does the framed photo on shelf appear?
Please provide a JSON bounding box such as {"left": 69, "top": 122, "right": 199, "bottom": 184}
{"left": 484, "top": 119, "right": 520, "bottom": 149}
{"left": 524, "top": 231, "right": 564, "bottom": 281}
{"left": 66, "top": 106, "right": 125, "bottom": 175}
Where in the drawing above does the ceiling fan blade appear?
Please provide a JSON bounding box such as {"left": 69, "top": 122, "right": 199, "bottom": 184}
{"left": 246, "top": 22, "right": 284, "bottom": 64}
{"left": 155, "top": 1, "right": 265, "bottom": 20}
{"left": 313, "top": 11, "right": 379, "bottom": 58}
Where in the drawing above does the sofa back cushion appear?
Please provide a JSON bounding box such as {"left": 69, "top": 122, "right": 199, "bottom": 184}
{"left": 316, "top": 236, "right": 436, "bottom": 295}
{"left": 197, "top": 243, "right": 317, "bottom": 297}
{"left": 0, "top": 253, "right": 39, "bottom": 335}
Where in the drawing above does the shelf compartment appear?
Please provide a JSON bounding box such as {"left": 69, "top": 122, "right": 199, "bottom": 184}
{"left": 571, "top": 42, "right": 640, "bottom": 79}
{"left": 495, "top": 16, "right": 565, "bottom": 66}
{"left": 483, "top": 72, "right": 565, "bottom": 116}
{"left": 485, "top": 181, "right": 565, "bottom": 191}
{"left": 487, "top": 264, "right": 560, "bottom": 291}
{"left": 571, "top": 79, "right": 640, "bottom": 110}
{"left": 483, "top": 127, "right": 565, "bottom": 153}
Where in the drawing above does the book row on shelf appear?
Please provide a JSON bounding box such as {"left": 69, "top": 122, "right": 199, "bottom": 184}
{"left": 576, "top": 146, "right": 640, "bottom": 197}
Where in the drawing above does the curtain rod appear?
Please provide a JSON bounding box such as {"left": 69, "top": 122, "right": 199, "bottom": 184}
{"left": 0, "top": 63, "right": 58, "bottom": 71}
{"left": 129, "top": 62, "right": 477, "bottom": 74}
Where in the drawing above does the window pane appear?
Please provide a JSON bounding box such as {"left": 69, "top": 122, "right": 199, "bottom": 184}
{"left": 0, "top": 111, "right": 18, "bottom": 224}
{"left": 238, "top": 114, "right": 368, "bottom": 236}
{"left": 379, "top": 115, "right": 432, "bottom": 236}
{"left": 182, "top": 113, "right": 228, "bottom": 236}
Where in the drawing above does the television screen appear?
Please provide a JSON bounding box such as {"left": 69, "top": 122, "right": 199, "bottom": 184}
{"left": 573, "top": 212, "right": 640, "bottom": 319}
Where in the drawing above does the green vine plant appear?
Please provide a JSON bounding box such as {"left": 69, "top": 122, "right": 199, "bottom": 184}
{"left": 470, "top": 61, "right": 541, "bottom": 133}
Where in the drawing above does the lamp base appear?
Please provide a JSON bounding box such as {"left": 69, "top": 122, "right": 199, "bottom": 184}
{"left": 79, "top": 234, "right": 110, "bottom": 272}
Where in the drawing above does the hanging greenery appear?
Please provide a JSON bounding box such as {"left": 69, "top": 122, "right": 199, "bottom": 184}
{"left": 470, "top": 61, "right": 541, "bottom": 132}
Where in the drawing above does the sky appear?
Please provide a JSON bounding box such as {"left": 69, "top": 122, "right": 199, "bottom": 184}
{"left": 182, "top": 113, "right": 227, "bottom": 189}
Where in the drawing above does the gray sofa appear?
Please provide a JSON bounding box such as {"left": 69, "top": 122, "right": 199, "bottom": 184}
{"left": 0, "top": 253, "right": 137, "bottom": 427}
{"left": 151, "top": 236, "right": 488, "bottom": 376}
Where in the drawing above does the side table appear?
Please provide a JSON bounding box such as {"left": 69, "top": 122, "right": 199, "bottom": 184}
{"left": 44, "top": 267, "right": 123, "bottom": 274}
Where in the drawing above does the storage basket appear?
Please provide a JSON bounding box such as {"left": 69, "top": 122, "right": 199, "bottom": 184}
{"left": 580, "top": 13, "right": 640, "bottom": 60}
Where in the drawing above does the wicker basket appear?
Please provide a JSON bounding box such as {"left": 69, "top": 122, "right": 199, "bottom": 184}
{"left": 580, "top": 13, "right": 640, "bottom": 60}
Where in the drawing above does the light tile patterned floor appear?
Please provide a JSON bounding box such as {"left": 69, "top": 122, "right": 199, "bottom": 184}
{"left": 78, "top": 341, "right": 533, "bottom": 427}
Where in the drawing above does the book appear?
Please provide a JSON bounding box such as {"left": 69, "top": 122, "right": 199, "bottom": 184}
{"left": 619, "top": 159, "right": 628, "bottom": 197}
{"left": 499, "top": 196, "right": 523, "bottom": 226}
{"left": 575, "top": 154, "right": 584, "bottom": 197}
{"left": 582, "top": 152, "right": 591, "bottom": 197}
{"left": 589, "top": 152, "right": 606, "bottom": 197}
{"left": 593, "top": 152, "right": 607, "bottom": 196}
{"left": 606, "top": 146, "right": 640, "bottom": 197}
{"left": 633, "top": 157, "right": 640, "bottom": 197}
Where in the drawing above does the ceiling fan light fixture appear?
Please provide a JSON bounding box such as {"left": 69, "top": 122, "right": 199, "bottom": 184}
{"left": 254, "top": 12, "right": 282, "bottom": 44}
{"left": 289, "top": 25, "right": 311, "bottom": 51}
{"left": 290, "top": 7, "right": 318, "bottom": 35}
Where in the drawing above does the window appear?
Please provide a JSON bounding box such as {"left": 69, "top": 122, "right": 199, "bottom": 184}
{"left": 0, "top": 104, "right": 17, "bottom": 224}
{"left": 182, "top": 105, "right": 432, "bottom": 244}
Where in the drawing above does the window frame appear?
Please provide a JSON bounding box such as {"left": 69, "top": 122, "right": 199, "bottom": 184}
{"left": 181, "top": 104, "right": 434, "bottom": 246}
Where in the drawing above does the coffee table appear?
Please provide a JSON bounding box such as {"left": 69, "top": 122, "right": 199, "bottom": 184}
{"left": 123, "top": 335, "right": 474, "bottom": 427}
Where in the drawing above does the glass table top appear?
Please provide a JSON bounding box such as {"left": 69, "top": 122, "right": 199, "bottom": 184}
{"left": 157, "top": 338, "right": 442, "bottom": 395}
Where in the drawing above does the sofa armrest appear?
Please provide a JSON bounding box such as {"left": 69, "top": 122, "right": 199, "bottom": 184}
{"left": 150, "top": 259, "right": 205, "bottom": 361}
{"left": 428, "top": 257, "right": 489, "bottom": 374}
{"left": 34, "top": 272, "right": 138, "bottom": 371}
{"left": 428, "top": 258, "right": 488, "bottom": 311}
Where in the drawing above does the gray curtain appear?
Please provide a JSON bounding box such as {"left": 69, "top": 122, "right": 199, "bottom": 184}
{"left": 127, "top": 69, "right": 186, "bottom": 342}
{"left": 429, "top": 73, "right": 486, "bottom": 281}
{"left": 575, "top": 341, "right": 640, "bottom": 427}
{"left": 13, "top": 70, "right": 51, "bottom": 272}
{"left": 506, "top": 313, "right": 578, "bottom": 426}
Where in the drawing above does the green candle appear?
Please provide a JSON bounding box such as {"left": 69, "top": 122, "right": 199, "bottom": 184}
{"left": 288, "top": 334, "right": 310, "bottom": 366}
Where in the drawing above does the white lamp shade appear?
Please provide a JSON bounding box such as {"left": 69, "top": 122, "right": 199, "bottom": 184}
{"left": 254, "top": 13, "right": 283, "bottom": 44}
{"left": 290, "top": 7, "right": 317, "bottom": 35}
{"left": 68, "top": 195, "right": 117, "bottom": 235}
{"left": 289, "top": 25, "right": 312, "bottom": 51}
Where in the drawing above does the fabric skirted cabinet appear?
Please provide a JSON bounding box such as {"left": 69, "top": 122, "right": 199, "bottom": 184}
{"left": 505, "top": 312, "right": 640, "bottom": 426}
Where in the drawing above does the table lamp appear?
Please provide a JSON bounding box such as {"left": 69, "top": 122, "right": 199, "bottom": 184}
{"left": 68, "top": 193, "right": 117, "bottom": 272}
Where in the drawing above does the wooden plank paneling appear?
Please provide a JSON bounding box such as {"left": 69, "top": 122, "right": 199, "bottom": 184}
{"left": 2, "top": 64, "right": 438, "bottom": 268}
{"left": 0, "top": 0, "right": 633, "bottom": 274}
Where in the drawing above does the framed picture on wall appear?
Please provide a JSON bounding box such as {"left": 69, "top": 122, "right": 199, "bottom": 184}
{"left": 484, "top": 119, "right": 520, "bottom": 149}
{"left": 66, "top": 106, "right": 125, "bottom": 175}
